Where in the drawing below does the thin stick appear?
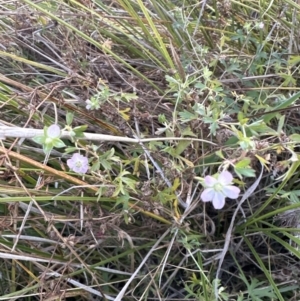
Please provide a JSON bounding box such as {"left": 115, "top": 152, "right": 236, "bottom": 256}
{"left": 0, "top": 126, "right": 216, "bottom": 145}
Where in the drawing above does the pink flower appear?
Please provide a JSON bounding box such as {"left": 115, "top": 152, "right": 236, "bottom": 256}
{"left": 201, "top": 171, "right": 240, "bottom": 209}
{"left": 67, "top": 153, "right": 89, "bottom": 174}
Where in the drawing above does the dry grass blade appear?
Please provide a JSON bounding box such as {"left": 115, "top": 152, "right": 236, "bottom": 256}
{"left": 1, "top": 0, "right": 300, "bottom": 300}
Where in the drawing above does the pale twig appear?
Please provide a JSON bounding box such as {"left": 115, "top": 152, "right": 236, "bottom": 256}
{"left": 0, "top": 125, "right": 216, "bottom": 145}
{"left": 9, "top": 103, "right": 56, "bottom": 250}
{"left": 45, "top": 271, "right": 115, "bottom": 300}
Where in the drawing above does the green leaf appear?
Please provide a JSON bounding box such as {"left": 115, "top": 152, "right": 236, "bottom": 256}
{"left": 64, "top": 147, "right": 78, "bottom": 153}
{"left": 52, "top": 139, "right": 66, "bottom": 148}
{"left": 235, "top": 158, "right": 251, "bottom": 169}
{"left": 73, "top": 125, "right": 88, "bottom": 132}
{"left": 208, "top": 121, "right": 219, "bottom": 135}
{"left": 43, "top": 143, "right": 53, "bottom": 154}
{"left": 116, "top": 193, "right": 131, "bottom": 224}
{"left": 66, "top": 112, "right": 74, "bottom": 125}
{"left": 163, "top": 146, "right": 176, "bottom": 157}
{"left": 194, "top": 82, "right": 206, "bottom": 89}
{"left": 237, "top": 111, "right": 245, "bottom": 123}
{"left": 247, "top": 121, "right": 277, "bottom": 135}
{"left": 100, "top": 159, "right": 112, "bottom": 170}
{"left": 193, "top": 103, "right": 206, "bottom": 115}
{"left": 235, "top": 167, "right": 256, "bottom": 178}
{"left": 115, "top": 193, "right": 130, "bottom": 209}
{"left": 113, "top": 170, "right": 136, "bottom": 196}
{"left": 277, "top": 115, "right": 285, "bottom": 133}
{"left": 178, "top": 110, "right": 197, "bottom": 122}
{"left": 202, "top": 66, "right": 212, "bottom": 80}
{"left": 278, "top": 72, "right": 296, "bottom": 87}
{"left": 174, "top": 140, "right": 191, "bottom": 156}
{"left": 289, "top": 133, "right": 300, "bottom": 142}
{"left": 288, "top": 55, "right": 300, "bottom": 66}
{"left": 215, "top": 150, "right": 224, "bottom": 159}
{"left": 121, "top": 177, "right": 137, "bottom": 192}
{"left": 181, "top": 126, "right": 197, "bottom": 137}
{"left": 91, "top": 161, "right": 100, "bottom": 172}
{"left": 32, "top": 135, "right": 46, "bottom": 145}
{"left": 165, "top": 75, "right": 178, "bottom": 85}
{"left": 72, "top": 125, "right": 88, "bottom": 138}
{"left": 261, "top": 91, "right": 300, "bottom": 123}
{"left": 158, "top": 114, "right": 167, "bottom": 123}
{"left": 116, "top": 92, "right": 138, "bottom": 102}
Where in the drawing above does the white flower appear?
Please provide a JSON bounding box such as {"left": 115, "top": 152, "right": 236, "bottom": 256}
{"left": 67, "top": 153, "right": 89, "bottom": 174}
{"left": 257, "top": 22, "right": 264, "bottom": 29}
{"left": 85, "top": 96, "right": 100, "bottom": 110}
{"left": 201, "top": 171, "right": 240, "bottom": 209}
{"left": 47, "top": 124, "right": 61, "bottom": 138}
{"left": 85, "top": 99, "right": 93, "bottom": 110}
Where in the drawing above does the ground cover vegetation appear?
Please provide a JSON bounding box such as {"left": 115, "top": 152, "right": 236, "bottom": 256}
{"left": 1, "top": 0, "right": 300, "bottom": 300}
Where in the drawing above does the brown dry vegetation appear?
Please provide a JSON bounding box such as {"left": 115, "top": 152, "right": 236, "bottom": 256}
{"left": 1, "top": 0, "right": 300, "bottom": 300}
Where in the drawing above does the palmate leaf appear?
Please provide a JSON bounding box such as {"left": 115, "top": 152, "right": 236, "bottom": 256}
{"left": 239, "top": 273, "right": 277, "bottom": 301}
{"left": 113, "top": 170, "right": 137, "bottom": 196}
{"left": 121, "top": 177, "right": 137, "bottom": 192}
{"left": 242, "top": 236, "right": 284, "bottom": 301}
{"left": 234, "top": 158, "right": 256, "bottom": 178}
{"left": 234, "top": 167, "right": 256, "bottom": 178}
{"left": 178, "top": 110, "right": 197, "bottom": 122}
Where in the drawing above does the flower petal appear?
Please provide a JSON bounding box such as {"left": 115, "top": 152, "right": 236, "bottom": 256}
{"left": 67, "top": 157, "right": 75, "bottom": 167}
{"left": 76, "top": 164, "right": 88, "bottom": 174}
{"left": 201, "top": 188, "right": 215, "bottom": 202}
{"left": 47, "top": 124, "right": 61, "bottom": 138}
{"left": 203, "top": 175, "right": 218, "bottom": 187}
{"left": 212, "top": 192, "right": 226, "bottom": 209}
{"left": 222, "top": 185, "right": 240, "bottom": 199}
{"left": 218, "top": 171, "right": 233, "bottom": 185}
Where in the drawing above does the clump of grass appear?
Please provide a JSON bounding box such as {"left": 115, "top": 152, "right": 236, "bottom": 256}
{"left": 1, "top": 0, "right": 300, "bottom": 300}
